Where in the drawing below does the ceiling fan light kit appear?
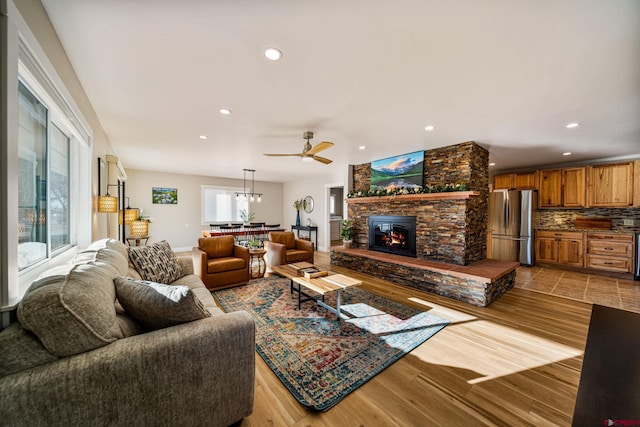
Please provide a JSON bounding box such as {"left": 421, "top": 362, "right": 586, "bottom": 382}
{"left": 264, "top": 131, "right": 334, "bottom": 164}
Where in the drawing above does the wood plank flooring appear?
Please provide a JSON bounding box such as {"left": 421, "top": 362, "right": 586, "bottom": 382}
{"left": 240, "top": 251, "right": 596, "bottom": 426}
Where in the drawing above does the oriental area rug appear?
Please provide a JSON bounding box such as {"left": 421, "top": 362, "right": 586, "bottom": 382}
{"left": 212, "top": 276, "right": 449, "bottom": 410}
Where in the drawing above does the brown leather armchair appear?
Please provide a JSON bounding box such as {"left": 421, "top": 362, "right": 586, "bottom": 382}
{"left": 264, "top": 231, "right": 314, "bottom": 269}
{"left": 193, "top": 236, "right": 250, "bottom": 290}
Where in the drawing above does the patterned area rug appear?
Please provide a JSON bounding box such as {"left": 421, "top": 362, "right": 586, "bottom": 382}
{"left": 213, "top": 276, "right": 449, "bottom": 410}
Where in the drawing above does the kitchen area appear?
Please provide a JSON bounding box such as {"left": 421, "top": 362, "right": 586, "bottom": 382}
{"left": 489, "top": 160, "right": 640, "bottom": 281}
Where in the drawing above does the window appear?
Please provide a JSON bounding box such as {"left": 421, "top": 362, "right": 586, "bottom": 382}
{"left": 17, "top": 82, "right": 73, "bottom": 270}
{"left": 202, "top": 186, "right": 249, "bottom": 223}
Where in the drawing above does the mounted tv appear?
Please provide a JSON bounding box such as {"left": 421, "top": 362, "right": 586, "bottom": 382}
{"left": 370, "top": 150, "right": 424, "bottom": 191}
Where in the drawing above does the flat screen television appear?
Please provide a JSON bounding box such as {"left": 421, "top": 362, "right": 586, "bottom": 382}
{"left": 370, "top": 150, "right": 424, "bottom": 191}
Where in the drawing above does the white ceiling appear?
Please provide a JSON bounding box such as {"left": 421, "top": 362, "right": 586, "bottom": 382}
{"left": 40, "top": 0, "right": 640, "bottom": 183}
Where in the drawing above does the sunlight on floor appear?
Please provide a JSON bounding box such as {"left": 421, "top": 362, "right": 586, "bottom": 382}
{"left": 408, "top": 297, "right": 583, "bottom": 385}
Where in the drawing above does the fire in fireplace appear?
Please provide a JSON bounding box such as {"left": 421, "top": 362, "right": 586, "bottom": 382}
{"left": 368, "top": 215, "right": 417, "bottom": 257}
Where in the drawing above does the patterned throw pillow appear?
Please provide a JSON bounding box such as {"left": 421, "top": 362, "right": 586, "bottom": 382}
{"left": 128, "top": 240, "right": 182, "bottom": 284}
{"left": 114, "top": 276, "right": 211, "bottom": 330}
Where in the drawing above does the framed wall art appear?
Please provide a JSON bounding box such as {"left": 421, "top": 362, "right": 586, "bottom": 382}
{"left": 152, "top": 187, "right": 178, "bottom": 204}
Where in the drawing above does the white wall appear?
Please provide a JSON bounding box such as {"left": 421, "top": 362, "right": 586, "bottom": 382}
{"left": 283, "top": 168, "right": 349, "bottom": 251}
{"left": 125, "top": 169, "right": 284, "bottom": 251}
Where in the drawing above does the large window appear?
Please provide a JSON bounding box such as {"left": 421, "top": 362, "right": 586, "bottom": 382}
{"left": 17, "top": 82, "right": 72, "bottom": 270}
{"left": 202, "top": 186, "right": 249, "bottom": 223}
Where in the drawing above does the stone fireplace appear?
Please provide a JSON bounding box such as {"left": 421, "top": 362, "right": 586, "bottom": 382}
{"left": 368, "top": 215, "right": 417, "bottom": 257}
{"left": 330, "top": 141, "right": 518, "bottom": 307}
{"left": 346, "top": 141, "right": 489, "bottom": 266}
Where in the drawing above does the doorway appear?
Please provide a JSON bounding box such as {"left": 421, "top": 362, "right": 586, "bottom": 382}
{"left": 325, "top": 183, "right": 344, "bottom": 249}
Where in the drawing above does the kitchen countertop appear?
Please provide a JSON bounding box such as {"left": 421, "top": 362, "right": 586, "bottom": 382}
{"left": 536, "top": 227, "right": 638, "bottom": 234}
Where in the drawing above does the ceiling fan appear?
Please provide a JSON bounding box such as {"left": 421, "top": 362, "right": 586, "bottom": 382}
{"left": 264, "top": 131, "right": 333, "bottom": 164}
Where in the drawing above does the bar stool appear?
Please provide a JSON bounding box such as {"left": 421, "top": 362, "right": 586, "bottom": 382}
{"left": 250, "top": 222, "right": 266, "bottom": 246}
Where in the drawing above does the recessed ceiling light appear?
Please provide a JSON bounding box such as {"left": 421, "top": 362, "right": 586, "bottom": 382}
{"left": 563, "top": 152, "right": 572, "bottom": 156}
{"left": 219, "top": 108, "right": 232, "bottom": 115}
{"left": 489, "top": 162, "right": 496, "bottom": 166}
{"left": 199, "top": 135, "right": 207, "bottom": 140}
{"left": 566, "top": 123, "right": 579, "bottom": 128}
{"left": 264, "top": 48, "right": 282, "bottom": 61}
{"left": 424, "top": 125, "right": 435, "bottom": 131}
{"left": 359, "top": 146, "right": 366, "bottom": 150}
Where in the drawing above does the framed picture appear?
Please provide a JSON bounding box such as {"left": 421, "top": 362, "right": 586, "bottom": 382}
{"left": 370, "top": 151, "right": 424, "bottom": 191}
{"left": 152, "top": 187, "right": 178, "bottom": 204}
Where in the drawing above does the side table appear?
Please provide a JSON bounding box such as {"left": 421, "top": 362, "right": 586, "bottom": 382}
{"left": 126, "top": 236, "right": 150, "bottom": 246}
{"left": 249, "top": 249, "right": 267, "bottom": 279}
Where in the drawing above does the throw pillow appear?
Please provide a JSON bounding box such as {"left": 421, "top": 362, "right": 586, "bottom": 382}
{"left": 128, "top": 240, "right": 182, "bottom": 284}
{"left": 114, "top": 276, "right": 211, "bottom": 330}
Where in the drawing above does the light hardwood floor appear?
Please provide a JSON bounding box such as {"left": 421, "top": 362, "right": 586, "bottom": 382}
{"left": 240, "top": 251, "right": 596, "bottom": 426}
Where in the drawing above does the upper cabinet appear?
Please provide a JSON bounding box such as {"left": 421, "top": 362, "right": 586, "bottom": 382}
{"left": 493, "top": 171, "right": 537, "bottom": 190}
{"left": 538, "top": 169, "right": 562, "bottom": 207}
{"left": 562, "top": 167, "right": 585, "bottom": 207}
{"left": 538, "top": 167, "right": 585, "bottom": 208}
{"left": 587, "top": 162, "right": 634, "bottom": 207}
{"left": 494, "top": 160, "right": 637, "bottom": 208}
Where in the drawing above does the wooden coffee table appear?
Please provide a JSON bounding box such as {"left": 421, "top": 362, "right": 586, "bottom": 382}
{"left": 271, "top": 263, "right": 362, "bottom": 320}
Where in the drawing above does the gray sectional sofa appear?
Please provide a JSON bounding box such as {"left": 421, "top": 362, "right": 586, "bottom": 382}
{"left": 0, "top": 239, "right": 255, "bottom": 427}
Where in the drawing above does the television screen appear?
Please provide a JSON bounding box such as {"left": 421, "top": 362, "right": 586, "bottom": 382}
{"left": 370, "top": 151, "right": 424, "bottom": 191}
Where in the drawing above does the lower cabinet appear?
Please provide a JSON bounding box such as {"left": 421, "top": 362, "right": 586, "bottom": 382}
{"left": 536, "top": 230, "right": 635, "bottom": 274}
{"left": 536, "top": 231, "right": 584, "bottom": 267}
{"left": 586, "top": 233, "right": 634, "bottom": 273}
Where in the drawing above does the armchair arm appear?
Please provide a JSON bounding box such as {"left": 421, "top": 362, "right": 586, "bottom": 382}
{"left": 192, "top": 247, "right": 207, "bottom": 279}
{"left": 234, "top": 244, "right": 250, "bottom": 262}
{"left": 0, "top": 312, "right": 256, "bottom": 426}
{"left": 264, "top": 241, "right": 286, "bottom": 268}
{"left": 296, "top": 239, "right": 314, "bottom": 253}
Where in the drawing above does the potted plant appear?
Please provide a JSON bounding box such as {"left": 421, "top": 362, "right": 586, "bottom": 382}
{"left": 340, "top": 219, "right": 355, "bottom": 248}
{"left": 240, "top": 209, "right": 255, "bottom": 224}
{"left": 247, "top": 239, "right": 262, "bottom": 249}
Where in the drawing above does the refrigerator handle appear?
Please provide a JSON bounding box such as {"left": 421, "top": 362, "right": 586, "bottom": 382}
{"left": 503, "top": 194, "right": 508, "bottom": 230}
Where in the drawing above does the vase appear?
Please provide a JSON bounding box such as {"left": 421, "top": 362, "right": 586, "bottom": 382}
{"left": 296, "top": 210, "right": 301, "bottom": 226}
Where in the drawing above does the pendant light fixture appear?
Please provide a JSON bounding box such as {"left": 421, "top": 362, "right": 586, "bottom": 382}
{"left": 235, "top": 169, "right": 262, "bottom": 202}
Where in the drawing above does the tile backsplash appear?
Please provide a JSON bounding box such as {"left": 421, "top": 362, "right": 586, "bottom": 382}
{"left": 537, "top": 207, "right": 640, "bottom": 233}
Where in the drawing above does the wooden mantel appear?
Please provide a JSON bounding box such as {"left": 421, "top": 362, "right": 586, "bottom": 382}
{"left": 345, "top": 191, "right": 480, "bottom": 204}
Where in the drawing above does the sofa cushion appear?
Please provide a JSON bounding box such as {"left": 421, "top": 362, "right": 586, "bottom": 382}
{"left": 172, "top": 274, "right": 224, "bottom": 315}
{"left": 17, "top": 262, "right": 123, "bottom": 357}
{"left": 198, "top": 236, "right": 235, "bottom": 258}
{"left": 73, "top": 238, "right": 129, "bottom": 276}
{"left": 128, "top": 240, "right": 182, "bottom": 284}
{"left": 114, "top": 276, "right": 211, "bottom": 330}
{"left": 269, "top": 231, "right": 296, "bottom": 249}
{"left": 286, "top": 249, "right": 313, "bottom": 263}
{"left": 207, "top": 257, "right": 246, "bottom": 273}
{"left": 0, "top": 322, "right": 58, "bottom": 378}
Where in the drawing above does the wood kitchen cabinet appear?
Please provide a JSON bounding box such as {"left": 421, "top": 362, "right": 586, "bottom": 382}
{"left": 587, "top": 162, "right": 634, "bottom": 207}
{"left": 536, "top": 230, "right": 584, "bottom": 267}
{"left": 538, "top": 170, "right": 562, "bottom": 207}
{"left": 493, "top": 174, "right": 514, "bottom": 190}
{"left": 586, "top": 233, "right": 634, "bottom": 273}
{"left": 538, "top": 167, "right": 585, "bottom": 208}
{"left": 493, "top": 172, "right": 537, "bottom": 190}
{"left": 562, "top": 167, "right": 585, "bottom": 207}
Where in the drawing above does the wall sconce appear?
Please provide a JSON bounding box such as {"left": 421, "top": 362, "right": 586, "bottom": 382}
{"left": 119, "top": 197, "right": 139, "bottom": 225}
{"left": 98, "top": 157, "right": 119, "bottom": 213}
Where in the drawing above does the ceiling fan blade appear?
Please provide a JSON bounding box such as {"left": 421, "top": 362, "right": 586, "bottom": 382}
{"left": 306, "top": 141, "right": 334, "bottom": 155}
{"left": 263, "top": 153, "right": 303, "bottom": 157}
{"left": 313, "top": 155, "right": 333, "bottom": 164}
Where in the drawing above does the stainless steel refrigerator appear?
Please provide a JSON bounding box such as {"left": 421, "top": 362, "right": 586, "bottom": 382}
{"left": 489, "top": 190, "right": 537, "bottom": 265}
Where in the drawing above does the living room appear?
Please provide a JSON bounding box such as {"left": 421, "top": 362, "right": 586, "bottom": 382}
{"left": 2, "top": 1, "right": 640, "bottom": 425}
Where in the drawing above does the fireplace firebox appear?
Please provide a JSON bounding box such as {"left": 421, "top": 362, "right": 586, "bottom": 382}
{"left": 368, "top": 215, "right": 417, "bottom": 257}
